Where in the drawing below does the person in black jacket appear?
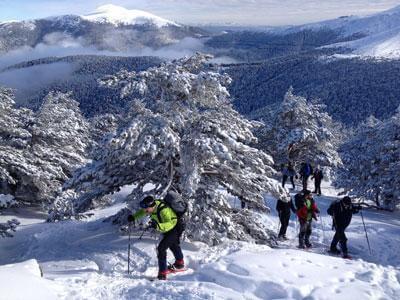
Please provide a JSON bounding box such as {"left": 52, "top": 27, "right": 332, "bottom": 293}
{"left": 327, "top": 196, "right": 361, "bottom": 258}
{"left": 276, "top": 197, "right": 296, "bottom": 240}
{"left": 312, "top": 166, "right": 323, "bottom": 196}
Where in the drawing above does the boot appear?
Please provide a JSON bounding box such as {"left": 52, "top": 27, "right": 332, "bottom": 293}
{"left": 305, "top": 240, "right": 312, "bottom": 248}
{"left": 298, "top": 237, "right": 305, "bottom": 249}
{"left": 157, "top": 270, "right": 169, "bottom": 280}
{"left": 329, "top": 247, "right": 341, "bottom": 255}
{"left": 168, "top": 259, "right": 185, "bottom": 271}
{"left": 342, "top": 252, "right": 351, "bottom": 259}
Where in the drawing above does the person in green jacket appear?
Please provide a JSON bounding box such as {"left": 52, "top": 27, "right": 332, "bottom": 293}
{"left": 127, "top": 195, "right": 185, "bottom": 280}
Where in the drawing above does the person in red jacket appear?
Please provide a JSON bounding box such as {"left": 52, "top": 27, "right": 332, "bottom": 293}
{"left": 296, "top": 190, "right": 320, "bottom": 248}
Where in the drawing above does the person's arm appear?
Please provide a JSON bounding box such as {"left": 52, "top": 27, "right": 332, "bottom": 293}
{"left": 276, "top": 199, "right": 282, "bottom": 212}
{"left": 352, "top": 204, "right": 362, "bottom": 214}
{"left": 132, "top": 209, "right": 146, "bottom": 221}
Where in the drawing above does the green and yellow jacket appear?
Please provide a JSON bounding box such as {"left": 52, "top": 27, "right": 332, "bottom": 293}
{"left": 133, "top": 200, "right": 177, "bottom": 233}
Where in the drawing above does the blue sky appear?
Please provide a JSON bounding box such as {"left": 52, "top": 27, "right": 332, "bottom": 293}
{"left": 0, "top": 0, "right": 399, "bottom": 26}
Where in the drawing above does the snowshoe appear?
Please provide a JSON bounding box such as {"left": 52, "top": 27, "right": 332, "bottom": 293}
{"left": 168, "top": 259, "right": 185, "bottom": 271}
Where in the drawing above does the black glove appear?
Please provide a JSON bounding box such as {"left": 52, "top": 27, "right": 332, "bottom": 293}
{"left": 148, "top": 219, "right": 158, "bottom": 229}
{"left": 127, "top": 215, "right": 135, "bottom": 222}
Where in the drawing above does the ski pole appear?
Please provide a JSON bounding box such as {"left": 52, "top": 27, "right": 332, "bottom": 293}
{"left": 319, "top": 214, "right": 326, "bottom": 250}
{"left": 127, "top": 223, "right": 132, "bottom": 275}
{"left": 360, "top": 210, "right": 372, "bottom": 255}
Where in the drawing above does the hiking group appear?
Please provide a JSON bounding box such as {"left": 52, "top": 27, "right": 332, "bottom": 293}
{"left": 281, "top": 161, "right": 323, "bottom": 195}
{"left": 276, "top": 189, "right": 362, "bottom": 258}
{"left": 126, "top": 162, "right": 363, "bottom": 280}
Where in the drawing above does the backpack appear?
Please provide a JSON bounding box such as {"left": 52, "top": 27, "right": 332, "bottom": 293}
{"left": 294, "top": 192, "right": 305, "bottom": 210}
{"left": 157, "top": 191, "right": 188, "bottom": 219}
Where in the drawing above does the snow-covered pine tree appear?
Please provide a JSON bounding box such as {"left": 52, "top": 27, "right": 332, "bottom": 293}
{"left": 28, "top": 91, "right": 91, "bottom": 203}
{"left": 51, "top": 53, "right": 289, "bottom": 245}
{"left": 335, "top": 110, "right": 400, "bottom": 210}
{"left": 256, "top": 87, "right": 342, "bottom": 171}
{"left": 0, "top": 194, "right": 19, "bottom": 238}
{"left": 0, "top": 89, "right": 90, "bottom": 205}
{"left": 0, "top": 87, "right": 33, "bottom": 196}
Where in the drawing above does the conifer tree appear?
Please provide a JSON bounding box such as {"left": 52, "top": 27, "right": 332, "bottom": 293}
{"left": 335, "top": 110, "right": 400, "bottom": 210}
{"left": 52, "top": 54, "right": 288, "bottom": 244}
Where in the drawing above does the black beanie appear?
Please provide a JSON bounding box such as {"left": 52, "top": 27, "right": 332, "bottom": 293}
{"left": 140, "top": 195, "right": 156, "bottom": 208}
{"left": 342, "top": 196, "right": 352, "bottom": 204}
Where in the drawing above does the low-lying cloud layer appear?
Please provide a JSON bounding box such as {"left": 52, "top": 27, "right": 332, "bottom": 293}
{"left": 0, "top": 31, "right": 214, "bottom": 101}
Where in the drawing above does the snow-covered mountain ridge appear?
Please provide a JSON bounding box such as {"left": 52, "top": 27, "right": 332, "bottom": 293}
{"left": 284, "top": 4, "right": 400, "bottom": 58}
{"left": 0, "top": 5, "right": 204, "bottom": 54}
{"left": 81, "top": 4, "right": 180, "bottom": 27}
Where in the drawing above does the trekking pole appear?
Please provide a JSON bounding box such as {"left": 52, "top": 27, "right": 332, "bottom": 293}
{"left": 319, "top": 215, "right": 326, "bottom": 251}
{"left": 127, "top": 223, "right": 132, "bottom": 275}
{"left": 138, "top": 225, "right": 150, "bottom": 240}
{"left": 360, "top": 210, "right": 372, "bottom": 255}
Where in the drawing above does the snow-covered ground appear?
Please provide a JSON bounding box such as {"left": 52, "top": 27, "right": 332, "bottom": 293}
{"left": 1, "top": 182, "right": 399, "bottom": 299}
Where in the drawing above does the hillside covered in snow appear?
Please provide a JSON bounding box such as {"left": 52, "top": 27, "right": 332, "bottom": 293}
{"left": 1, "top": 183, "right": 399, "bottom": 299}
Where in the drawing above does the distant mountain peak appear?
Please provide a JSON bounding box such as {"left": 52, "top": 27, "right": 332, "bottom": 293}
{"left": 81, "top": 4, "right": 179, "bottom": 27}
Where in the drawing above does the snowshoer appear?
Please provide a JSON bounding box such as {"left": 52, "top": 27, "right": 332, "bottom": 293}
{"left": 295, "top": 190, "right": 319, "bottom": 248}
{"left": 127, "top": 194, "right": 185, "bottom": 280}
{"left": 311, "top": 166, "right": 323, "bottom": 196}
{"left": 276, "top": 197, "right": 296, "bottom": 240}
{"left": 299, "top": 162, "right": 313, "bottom": 191}
{"left": 327, "top": 196, "right": 361, "bottom": 258}
{"left": 282, "top": 162, "right": 296, "bottom": 190}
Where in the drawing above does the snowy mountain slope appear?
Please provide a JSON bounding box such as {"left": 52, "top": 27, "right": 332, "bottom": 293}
{"left": 1, "top": 183, "right": 399, "bottom": 299}
{"left": 81, "top": 4, "right": 180, "bottom": 27}
{"left": 289, "top": 4, "right": 400, "bottom": 37}
{"left": 283, "top": 4, "right": 400, "bottom": 58}
{"left": 327, "top": 26, "right": 400, "bottom": 58}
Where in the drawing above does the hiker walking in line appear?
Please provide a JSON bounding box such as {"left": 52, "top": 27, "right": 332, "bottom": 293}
{"left": 299, "top": 161, "right": 313, "bottom": 191}
{"left": 327, "top": 196, "right": 361, "bottom": 258}
{"left": 127, "top": 192, "right": 185, "bottom": 280}
{"left": 282, "top": 161, "right": 296, "bottom": 190}
{"left": 276, "top": 197, "right": 296, "bottom": 240}
{"left": 312, "top": 165, "right": 324, "bottom": 196}
{"left": 295, "top": 190, "right": 320, "bottom": 248}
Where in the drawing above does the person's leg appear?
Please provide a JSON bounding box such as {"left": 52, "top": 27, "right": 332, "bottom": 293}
{"left": 338, "top": 229, "right": 348, "bottom": 255}
{"left": 316, "top": 180, "right": 322, "bottom": 195}
{"left": 157, "top": 235, "right": 170, "bottom": 275}
{"left": 169, "top": 225, "right": 184, "bottom": 262}
{"left": 298, "top": 220, "right": 307, "bottom": 247}
{"left": 305, "top": 220, "right": 312, "bottom": 247}
{"left": 282, "top": 175, "right": 288, "bottom": 188}
{"left": 330, "top": 230, "right": 340, "bottom": 252}
{"left": 157, "top": 231, "right": 176, "bottom": 277}
{"left": 302, "top": 176, "right": 308, "bottom": 190}
{"left": 279, "top": 213, "right": 289, "bottom": 237}
{"left": 290, "top": 176, "right": 295, "bottom": 189}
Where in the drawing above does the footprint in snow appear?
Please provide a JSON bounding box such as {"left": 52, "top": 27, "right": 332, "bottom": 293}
{"left": 227, "top": 263, "right": 249, "bottom": 276}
